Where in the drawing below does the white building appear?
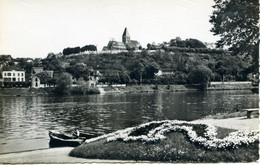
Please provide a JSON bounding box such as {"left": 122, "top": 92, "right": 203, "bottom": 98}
{"left": 155, "top": 69, "right": 174, "bottom": 76}
{"left": 31, "top": 70, "right": 54, "bottom": 88}
{"left": 87, "top": 70, "right": 102, "bottom": 87}
{"left": 2, "top": 70, "right": 25, "bottom": 82}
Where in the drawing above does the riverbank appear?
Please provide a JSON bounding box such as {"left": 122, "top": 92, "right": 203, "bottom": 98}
{"left": 0, "top": 116, "right": 258, "bottom": 163}
{"left": 0, "top": 83, "right": 256, "bottom": 96}
{"left": 102, "top": 84, "right": 256, "bottom": 94}
{"left": 106, "top": 84, "right": 197, "bottom": 93}
{"left": 207, "top": 82, "right": 256, "bottom": 91}
{"left": 0, "top": 85, "right": 196, "bottom": 96}
{"left": 0, "top": 87, "right": 52, "bottom": 96}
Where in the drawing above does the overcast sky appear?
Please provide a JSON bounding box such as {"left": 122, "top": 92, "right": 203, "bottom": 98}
{"left": 0, "top": 0, "right": 220, "bottom": 58}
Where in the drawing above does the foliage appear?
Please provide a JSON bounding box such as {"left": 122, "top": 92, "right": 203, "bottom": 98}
{"left": 47, "top": 52, "right": 55, "bottom": 59}
{"left": 70, "top": 120, "right": 259, "bottom": 162}
{"left": 41, "top": 50, "right": 251, "bottom": 86}
{"left": 170, "top": 37, "right": 206, "bottom": 48}
{"left": 147, "top": 43, "right": 157, "bottom": 50}
{"left": 163, "top": 47, "right": 225, "bottom": 54}
{"left": 210, "top": 0, "right": 259, "bottom": 72}
{"left": 62, "top": 45, "right": 97, "bottom": 55}
{"left": 0, "top": 55, "right": 13, "bottom": 62}
{"left": 70, "top": 86, "right": 100, "bottom": 95}
{"left": 105, "top": 120, "right": 258, "bottom": 150}
{"left": 54, "top": 72, "right": 72, "bottom": 95}
{"left": 1, "top": 43, "right": 256, "bottom": 89}
{"left": 188, "top": 65, "right": 214, "bottom": 90}
{"left": 185, "top": 39, "right": 207, "bottom": 48}
{"left": 80, "top": 45, "right": 97, "bottom": 52}
{"left": 63, "top": 47, "right": 81, "bottom": 55}
{"left": 66, "top": 63, "right": 89, "bottom": 80}
{"left": 147, "top": 38, "right": 207, "bottom": 51}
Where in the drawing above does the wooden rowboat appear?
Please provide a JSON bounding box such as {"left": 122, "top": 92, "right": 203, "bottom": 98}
{"left": 49, "top": 130, "right": 97, "bottom": 147}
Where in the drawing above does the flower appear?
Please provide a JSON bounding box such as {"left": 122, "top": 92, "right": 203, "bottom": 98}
{"left": 86, "top": 120, "right": 259, "bottom": 149}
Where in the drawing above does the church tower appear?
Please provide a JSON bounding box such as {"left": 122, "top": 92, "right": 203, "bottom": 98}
{"left": 122, "top": 27, "right": 130, "bottom": 44}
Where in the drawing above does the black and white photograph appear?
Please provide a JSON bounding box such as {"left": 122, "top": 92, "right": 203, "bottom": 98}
{"left": 0, "top": 0, "right": 259, "bottom": 164}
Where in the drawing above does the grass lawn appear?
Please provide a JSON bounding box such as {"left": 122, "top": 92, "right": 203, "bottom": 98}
{"left": 69, "top": 121, "right": 259, "bottom": 162}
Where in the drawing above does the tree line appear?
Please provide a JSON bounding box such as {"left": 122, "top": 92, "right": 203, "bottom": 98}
{"left": 62, "top": 44, "right": 97, "bottom": 55}
{"left": 39, "top": 48, "right": 252, "bottom": 91}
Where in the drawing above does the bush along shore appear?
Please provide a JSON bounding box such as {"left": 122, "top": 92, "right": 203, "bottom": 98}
{"left": 0, "top": 86, "right": 100, "bottom": 96}
{"left": 54, "top": 86, "right": 100, "bottom": 95}
{"left": 69, "top": 120, "right": 259, "bottom": 162}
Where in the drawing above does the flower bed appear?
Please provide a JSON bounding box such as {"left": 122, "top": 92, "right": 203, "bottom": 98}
{"left": 84, "top": 120, "right": 259, "bottom": 150}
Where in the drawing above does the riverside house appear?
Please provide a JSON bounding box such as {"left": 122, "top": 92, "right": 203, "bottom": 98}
{"left": 31, "top": 67, "right": 54, "bottom": 88}
{"left": 2, "top": 70, "right": 25, "bottom": 82}
{"left": 87, "top": 70, "right": 102, "bottom": 87}
{"left": 1, "top": 70, "right": 26, "bottom": 87}
{"left": 155, "top": 69, "right": 175, "bottom": 76}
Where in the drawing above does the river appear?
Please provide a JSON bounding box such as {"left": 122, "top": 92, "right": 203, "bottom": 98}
{"left": 0, "top": 90, "right": 258, "bottom": 154}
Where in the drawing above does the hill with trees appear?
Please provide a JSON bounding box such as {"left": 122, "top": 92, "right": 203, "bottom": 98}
{"left": 0, "top": 34, "right": 256, "bottom": 91}
{"left": 40, "top": 46, "right": 252, "bottom": 89}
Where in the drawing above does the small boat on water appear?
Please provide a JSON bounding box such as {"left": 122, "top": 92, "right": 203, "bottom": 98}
{"left": 49, "top": 130, "right": 97, "bottom": 147}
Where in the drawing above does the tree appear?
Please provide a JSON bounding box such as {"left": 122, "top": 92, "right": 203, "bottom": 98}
{"left": 188, "top": 65, "right": 213, "bottom": 90}
{"left": 66, "top": 63, "right": 88, "bottom": 80}
{"left": 55, "top": 72, "right": 72, "bottom": 95}
{"left": 185, "top": 39, "right": 207, "bottom": 48}
{"left": 146, "top": 43, "right": 156, "bottom": 50}
{"left": 63, "top": 47, "right": 81, "bottom": 55}
{"left": 147, "top": 43, "right": 152, "bottom": 50}
{"left": 210, "top": 0, "right": 259, "bottom": 72}
{"left": 80, "top": 45, "right": 97, "bottom": 52}
{"left": 47, "top": 52, "right": 55, "bottom": 59}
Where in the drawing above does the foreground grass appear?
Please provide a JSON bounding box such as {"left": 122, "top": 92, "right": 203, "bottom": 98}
{"left": 69, "top": 122, "right": 259, "bottom": 162}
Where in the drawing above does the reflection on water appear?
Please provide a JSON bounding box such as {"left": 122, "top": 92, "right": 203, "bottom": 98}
{"left": 0, "top": 90, "right": 258, "bottom": 153}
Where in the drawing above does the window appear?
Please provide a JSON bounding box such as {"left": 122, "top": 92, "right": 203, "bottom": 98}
{"left": 4, "top": 73, "right": 6, "bottom": 76}
{"left": 8, "top": 73, "right": 11, "bottom": 76}
{"left": 21, "top": 73, "right": 24, "bottom": 76}
{"left": 22, "top": 78, "right": 24, "bottom": 81}
{"left": 18, "top": 78, "right": 20, "bottom": 81}
{"left": 13, "top": 73, "right": 15, "bottom": 76}
{"left": 12, "top": 78, "right": 16, "bottom": 81}
{"left": 18, "top": 73, "right": 20, "bottom": 76}
{"left": 4, "top": 78, "right": 11, "bottom": 82}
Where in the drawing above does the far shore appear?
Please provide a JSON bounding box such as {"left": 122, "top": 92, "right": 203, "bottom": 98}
{"left": 0, "top": 83, "right": 256, "bottom": 96}
{"left": 0, "top": 114, "right": 258, "bottom": 164}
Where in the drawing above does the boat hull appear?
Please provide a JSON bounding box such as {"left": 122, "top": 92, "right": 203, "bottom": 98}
{"left": 49, "top": 130, "right": 98, "bottom": 147}
{"left": 49, "top": 130, "right": 82, "bottom": 147}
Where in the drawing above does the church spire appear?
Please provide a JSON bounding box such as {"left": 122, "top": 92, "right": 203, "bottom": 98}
{"left": 122, "top": 27, "right": 130, "bottom": 44}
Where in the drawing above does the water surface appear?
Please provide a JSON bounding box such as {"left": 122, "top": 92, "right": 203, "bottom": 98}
{"left": 0, "top": 90, "right": 258, "bottom": 154}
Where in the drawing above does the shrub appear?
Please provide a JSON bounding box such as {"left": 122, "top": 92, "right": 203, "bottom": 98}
{"left": 87, "top": 87, "right": 100, "bottom": 94}
{"left": 70, "top": 86, "right": 100, "bottom": 95}
{"left": 188, "top": 65, "right": 213, "bottom": 90}
{"left": 54, "top": 72, "right": 72, "bottom": 95}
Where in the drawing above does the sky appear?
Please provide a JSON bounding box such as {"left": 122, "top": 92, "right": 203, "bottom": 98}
{"left": 0, "top": 0, "right": 220, "bottom": 58}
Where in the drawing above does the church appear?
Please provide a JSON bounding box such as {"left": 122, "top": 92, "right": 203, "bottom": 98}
{"left": 103, "top": 28, "right": 141, "bottom": 51}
